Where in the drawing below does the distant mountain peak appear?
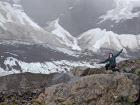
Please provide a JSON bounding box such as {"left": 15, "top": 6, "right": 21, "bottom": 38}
{"left": 46, "top": 18, "right": 81, "bottom": 52}
{"left": 78, "top": 28, "right": 140, "bottom": 53}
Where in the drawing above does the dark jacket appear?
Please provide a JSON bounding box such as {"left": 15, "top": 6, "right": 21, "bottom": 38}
{"left": 100, "top": 49, "right": 123, "bottom": 66}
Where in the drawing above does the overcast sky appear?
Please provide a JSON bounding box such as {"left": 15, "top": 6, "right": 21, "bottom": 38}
{"left": 100, "top": 0, "right": 140, "bottom": 23}
{"left": 20, "top": 0, "right": 140, "bottom": 36}
{"left": 21, "top": 0, "right": 114, "bottom": 35}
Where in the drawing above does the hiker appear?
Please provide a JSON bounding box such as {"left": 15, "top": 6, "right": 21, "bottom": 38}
{"left": 99, "top": 49, "right": 123, "bottom": 70}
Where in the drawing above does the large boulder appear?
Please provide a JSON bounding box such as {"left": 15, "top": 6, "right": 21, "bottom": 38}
{"left": 118, "top": 59, "right": 140, "bottom": 73}
{"left": 41, "top": 73, "right": 139, "bottom": 105}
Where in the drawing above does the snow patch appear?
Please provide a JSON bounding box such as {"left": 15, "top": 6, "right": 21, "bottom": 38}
{"left": 0, "top": 57, "right": 97, "bottom": 76}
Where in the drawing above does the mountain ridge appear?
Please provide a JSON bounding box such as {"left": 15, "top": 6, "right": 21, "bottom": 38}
{"left": 0, "top": 0, "right": 140, "bottom": 76}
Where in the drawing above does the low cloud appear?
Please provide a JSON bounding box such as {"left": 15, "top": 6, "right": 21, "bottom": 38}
{"left": 99, "top": 0, "right": 140, "bottom": 23}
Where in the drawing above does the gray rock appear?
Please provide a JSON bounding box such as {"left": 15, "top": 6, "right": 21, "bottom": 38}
{"left": 71, "top": 66, "right": 113, "bottom": 77}
{"left": 42, "top": 73, "right": 139, "bottom": 105}
{"left": 0, "top": 72, "right": 72, "bottom": 92}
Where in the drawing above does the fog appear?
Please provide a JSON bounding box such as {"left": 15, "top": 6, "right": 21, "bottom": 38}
{"left": 21, "top": 0, "right": 78, "bottom": 25}
{"left": 21, "top": 0, "right": 114, "bottom": 36}
{"left": 20, "top": 0, "right": 140, "bottom": 36}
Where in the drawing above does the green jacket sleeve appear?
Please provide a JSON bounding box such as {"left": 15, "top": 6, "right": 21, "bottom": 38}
{"left": 99, "top": 58, "right": 109, "bottom": 64}
{"left": 114, "top": 49, "right": 123, "bottom": 58}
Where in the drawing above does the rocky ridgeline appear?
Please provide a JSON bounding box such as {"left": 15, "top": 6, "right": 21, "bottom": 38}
{"left": 37, "top": 59, "right": 140, "bottom": 105}
{"left": 0, "top": 59, "right": 140, "bottom": 105}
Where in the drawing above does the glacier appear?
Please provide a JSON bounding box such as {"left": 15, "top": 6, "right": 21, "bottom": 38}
{"left": 0, "top": 57, "right": 96, "bottom": 76}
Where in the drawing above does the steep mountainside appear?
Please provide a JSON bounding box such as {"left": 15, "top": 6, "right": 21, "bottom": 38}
{"left": 0, "top": 0, "right": 81, "bottom": 55}
{"left": 45, "top": 18, "right": 81, "bottom": 54}
{"left": 78, "top": 28, "right": 140, "bottom": 55}
{"left": 0, "top": 0, "right": 83, "bottom": 76}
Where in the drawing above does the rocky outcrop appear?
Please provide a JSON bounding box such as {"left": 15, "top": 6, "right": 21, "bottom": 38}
{"left": 41, "top": 73, "right": 139, "bottom": 105}
{"left": 0, "top": 72, "right": 73, "bottom": 92}
{"left": 71, "top": 59, "right": 140, "bottom": 77}
{"left": 118, "top": 59, "right": 140, "bottom": 74}
{"left": 0, "top": 61, "right": 140, "bottom": 105}
{"left": 70, "top": 66, "right": 113, "bottom": 77}
{"left": 0, "top": 72, "right": 73, "bottom": 104}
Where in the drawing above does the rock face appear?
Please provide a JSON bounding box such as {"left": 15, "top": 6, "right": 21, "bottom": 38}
{"left": 0, "top": 72, "right": 73, "bottom": 92}
{"left": 0, "top": 72, "right": 73, "bottom": 104}
{"left": 118, "top": 59, "right": 140, "bottom": 74}
{"left": 70, "top": 66, "right": 112, "bottom": 77}
{"left": 43, "top": 73, "right": 139, "bottom": 105}
{"left": 0, "top": 62, "right": 140, "bottom": 105}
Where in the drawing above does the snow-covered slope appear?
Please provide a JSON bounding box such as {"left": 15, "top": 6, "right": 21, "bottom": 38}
{"left": 78, "top": 28, "right": 140, "bottom": 53}
{"left": 0, "top": 0, "right": 84, "bottom": 76}
{"left": 0, "top": 57, "right": 95, "bottom": 76}
{"left": 0, "top": 0, "right": 81, "bottom": 56}
{"left": 0, "top": 1, "right": 41, "bottom": 30}
{"left": 45, "top": 18, "right": 81, "bottom": 54}
{"left": 0, "top": 0, "right": 48, "bottom": 43}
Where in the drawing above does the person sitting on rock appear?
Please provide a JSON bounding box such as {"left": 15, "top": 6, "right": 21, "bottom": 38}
{"left": 99, "top": 49, "right": 123, "bottom": 70}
